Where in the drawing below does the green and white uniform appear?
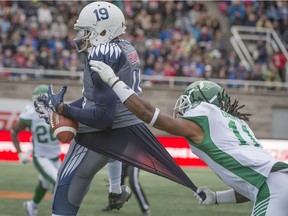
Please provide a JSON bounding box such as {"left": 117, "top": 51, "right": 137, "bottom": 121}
{"left": 183, "top": 102, "right": 288, "bottom": 202}
{"left": 20, "top": 105, "right": 61, "bottom": 188}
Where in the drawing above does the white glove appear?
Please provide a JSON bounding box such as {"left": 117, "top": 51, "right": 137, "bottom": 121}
{"left": 89, "top": 60, "right": 119, "bottom": 87}
{"left": 18, "top": 152, "right": 30, "bottom": 164}
{"left": 194, "top": 186, "right": 216, "bottom": 206}
{"left": 34, "top": 99, "right": 53, "bottom": 124}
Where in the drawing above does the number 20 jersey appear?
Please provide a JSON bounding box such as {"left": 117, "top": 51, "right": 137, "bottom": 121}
{"left": 19, "top": 105, "right": 61, "bottom": 159}
{"left": 182, "top": 102, "right": 279, "bottom": 201}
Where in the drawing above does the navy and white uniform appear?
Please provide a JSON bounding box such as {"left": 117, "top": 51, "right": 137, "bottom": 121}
{"left": 52, "top": 38, "right": 195, "bottom": 216}
{"left": 52, "top": 39, "right": 148, "bottom": 215}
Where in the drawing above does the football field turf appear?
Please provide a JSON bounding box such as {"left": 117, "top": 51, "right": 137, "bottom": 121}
{"left": 0, "top": 162, "right": 252, "bottom": 216}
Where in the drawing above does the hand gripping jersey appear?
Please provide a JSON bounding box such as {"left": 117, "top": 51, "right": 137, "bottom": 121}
{"left": 78, "top": 38, "right": 142, "bottom": 133}
{"left": 19, "top": 105, "right": 61, "bottom": 159}
{"left": 182, "top": 102, "right": 279, "bottom": 201}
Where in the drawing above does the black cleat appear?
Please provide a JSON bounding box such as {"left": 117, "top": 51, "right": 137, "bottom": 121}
{"left": 108, "top": 185, "right": 132, "bottom": 210}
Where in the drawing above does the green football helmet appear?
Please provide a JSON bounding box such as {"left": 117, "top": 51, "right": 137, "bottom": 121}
{"left": 32, "top": 84, "right": 49, "bottom": 101}
{"left": 173, "top": 80, "right": 229, "bottom": 117}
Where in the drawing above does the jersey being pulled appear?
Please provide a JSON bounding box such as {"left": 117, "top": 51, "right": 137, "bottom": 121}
{"left": 78, "top": 39, "right": 142, "bottom": 133}
{"left": 182, "top": 102, "right": 279, "bottom": 201}
{"left": 20, "top": 105, "right": 60, "bottom": 159}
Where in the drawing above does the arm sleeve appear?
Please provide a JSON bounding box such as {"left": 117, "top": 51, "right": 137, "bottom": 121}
{"left": 62, "top": 75, "right": 117, "bottom": 130}
{"left": 69, "top": 97, "right": 84, "bottom": 108}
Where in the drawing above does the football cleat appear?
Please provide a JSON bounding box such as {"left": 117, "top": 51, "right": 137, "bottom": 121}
{"left": 23, "top": 200, "right": 38, "bottom": 216}
{"left": 143, "top": 209, "right": 151, "bottom": 216}
{"left": 108, "top": 185, "right": 132, "bottom": 210}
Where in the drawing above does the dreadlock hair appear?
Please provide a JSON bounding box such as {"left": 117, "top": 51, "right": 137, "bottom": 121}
{"left": 196, "top": 86, "right": 251, "bottom": 122}
{"left": 218, "top": 89, "right": 251, "bottom": 122}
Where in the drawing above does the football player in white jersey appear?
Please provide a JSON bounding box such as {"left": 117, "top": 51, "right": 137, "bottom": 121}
{"left": 89, "top": 61, "right": 288, "bottom": 216}
{"left": 11, "top": 84, "right": 61, "bottom": 216}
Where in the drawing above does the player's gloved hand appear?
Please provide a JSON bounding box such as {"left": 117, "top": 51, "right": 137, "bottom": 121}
{"left": 89, "top": 60, "right": 119, "bottom": 87}
{"left": 34, "top": 99, "right": 52, "bottom": 124}
{"left": 37, "top": 84, "right": 67, "bottom": 113}
{"left": 18, "top": 152, "right": 30, "bottom": 164}
{"left": 194, "top": 186, "right": 216, "bottom": 206}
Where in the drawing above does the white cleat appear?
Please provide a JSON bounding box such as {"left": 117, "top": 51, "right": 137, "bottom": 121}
{"left": 23, "top": 200, "right": 38, "bottom": 216}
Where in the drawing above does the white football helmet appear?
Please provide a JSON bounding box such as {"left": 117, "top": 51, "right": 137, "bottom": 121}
{"left": 74, "top": 1, "right": 126, "bottom": 52}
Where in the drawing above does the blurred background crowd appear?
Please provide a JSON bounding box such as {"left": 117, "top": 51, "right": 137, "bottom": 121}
{"left": 0, "top": 0, "right": 287, "bottom": 83}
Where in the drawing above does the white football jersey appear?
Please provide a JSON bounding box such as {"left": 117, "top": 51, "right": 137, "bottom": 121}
{"left": 19, "top": 105, "right": 61, "bottom": 159}
{"left": 182, "top": 102, "right": 279, "bottom": 201}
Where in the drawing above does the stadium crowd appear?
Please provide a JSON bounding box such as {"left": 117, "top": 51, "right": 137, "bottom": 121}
{"left": 0, "top": 1, "right": 287, "bottom": 83}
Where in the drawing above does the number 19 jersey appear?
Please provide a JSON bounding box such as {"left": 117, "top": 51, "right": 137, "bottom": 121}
{"left": 182, "top": 102, "right": 279, "bottom": 201}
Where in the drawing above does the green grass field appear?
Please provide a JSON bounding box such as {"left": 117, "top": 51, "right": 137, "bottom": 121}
{"left": 0, "top": 162, "right": 253, "bottom": 216}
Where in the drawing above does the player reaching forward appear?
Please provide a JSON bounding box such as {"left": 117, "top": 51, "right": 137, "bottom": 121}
{"left": 11, "top": 84, "right": 61, "bottom": 216}
{"left": 89, "top": 60, "right": 288, "bottom": 216}
{"left": 35, "top": 2, "right": 200, "bottom": 215}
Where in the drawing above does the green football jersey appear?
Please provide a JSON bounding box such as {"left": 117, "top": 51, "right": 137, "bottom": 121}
{"left": 182, "top": 102, "right": 279, "bottom": 201}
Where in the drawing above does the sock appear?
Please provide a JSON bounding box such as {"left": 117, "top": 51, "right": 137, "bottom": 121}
{"left": 107, "top": 161, "right": 122, "bottom": 194}
{"left": 33, "top": 182, "right": 48, "bottom": 204}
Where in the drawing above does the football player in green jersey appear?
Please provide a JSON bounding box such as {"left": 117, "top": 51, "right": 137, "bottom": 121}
{"left": 89, "top": 60, "right": 288, "bottom": 216}
{"left": 11, "top": 85, "right": 61, "bottom": 216}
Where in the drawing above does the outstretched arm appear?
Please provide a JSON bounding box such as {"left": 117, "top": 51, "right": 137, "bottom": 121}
{"left": 124, "top": 93, "right": 204, "bottom": 142}
{"left": 194, "top": 186, "right": 250, "bottom": 205}
{"left": 89, "top": 60, "right": 204, "bottom": 143}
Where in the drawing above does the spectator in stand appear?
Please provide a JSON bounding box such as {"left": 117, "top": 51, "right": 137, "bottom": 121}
{"left": 3, "top": 48, "right": 17, "bottom": 68}
{"left": 228, "top": 1, "right": 246, "bottom": 26}
{"left": 266, "top": 2, "right": 280, "bottom": 22}
{"left": 37, "top": 2, "right": 52, "bottom": 25}
{"left": 198, "top": 25, "right": 213, "bottom": 50}
{"left": 50, "top": 16, "right": 68, "bottom": 39}
{"left": 253, "top": 40, "right": 267, "bottom": 64}
{"left": 244, "top": 12, "right": 258, "bottom": 27}
{"left": 251, "top": 63, "right": 265, "bottom": 82}
{"left": 256, "top": 14, "right": 273, "bottom": 29}
{"left": 163, "top": 60, "right": 177, "bottom": 77}
{"left": 263, "top": 64, "right": 282, "bottom": 90}
{"left": 26, "top": 53, "right": 39, "bottom": 70}
{"left": 272, "top": 51, "right": 287, "bottom": 82}
{"left": 279, "top": 1, "right": 288, "bottom": 21}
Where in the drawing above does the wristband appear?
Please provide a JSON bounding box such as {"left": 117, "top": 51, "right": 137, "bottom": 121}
{"left": 215, "top": 189, "right": 236, "bottom": 204}
{"left": 149, "top": 108, "right": 160, "bottom": 126}
{"left": 112, "top": 81, "right": 135, "bottom": 103}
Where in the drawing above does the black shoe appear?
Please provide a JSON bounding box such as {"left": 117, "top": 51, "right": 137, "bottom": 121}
{"left": 108, "top": 185, "right": 132, "bottom": 210}
{"left": 143, "top": 209, "right": 150, "bottom": 216}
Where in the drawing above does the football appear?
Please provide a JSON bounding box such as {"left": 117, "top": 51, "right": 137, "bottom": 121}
{"left": 50, "top": 112, "right": 78, "bottom": 143}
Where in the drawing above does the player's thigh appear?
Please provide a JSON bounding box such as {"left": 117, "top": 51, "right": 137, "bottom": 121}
{"left": 33, "top": 157, "right": 59, "bottom": 183}
{"left": 253, "top": 171, "right": 288, "bottom": 216}
{"left": 266, "top": 171, "right": 288, "bottom": 216}
{"left": 59, "top": 140, "right": 110, "bottom": 179}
